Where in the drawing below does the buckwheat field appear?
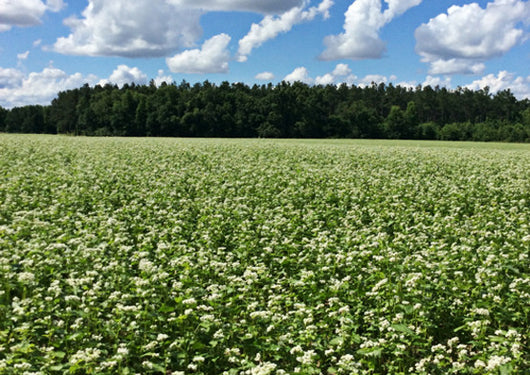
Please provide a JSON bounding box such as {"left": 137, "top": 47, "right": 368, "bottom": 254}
{"left": 0, "top": 135, "right": 528, "bottom": 374}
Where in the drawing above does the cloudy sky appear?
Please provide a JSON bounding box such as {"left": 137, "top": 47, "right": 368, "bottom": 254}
{"left": 0, "top": 0, "right": 529, "bottom": 107}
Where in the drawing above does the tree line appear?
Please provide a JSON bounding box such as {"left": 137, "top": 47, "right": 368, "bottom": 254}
{"left": 1, "top": 80, "right": 530, "bottom": 142}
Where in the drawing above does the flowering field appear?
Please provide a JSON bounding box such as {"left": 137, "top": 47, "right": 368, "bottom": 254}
{"left": 0, "top": 135, "right": 528, "bottom": 375}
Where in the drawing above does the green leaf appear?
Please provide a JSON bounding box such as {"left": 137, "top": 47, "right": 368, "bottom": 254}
{"left": 357, "top": 347, "right": 383, "bottom": 357}
{"left": 54, "top": 351, "right": 66, "bottom": 359}
{"left": 329, "top": 337, "right": 344, "bottom": 346}
{"left": 150, "top": 364, "right": 166, "bottom": 372}
{"left": 159, "top": 304, "right": 175, "bottom": 313}
{"left": 391, "top": 324, "right": 415, "bottom": 336}
{"left": 454, "top": 324, "right": 467, "bottom": 333}
{"left": 489, "top": 336, "right": 507, "bottom": 343}
{"left": 499, "top": 364, "right": 513, "bottom": 375}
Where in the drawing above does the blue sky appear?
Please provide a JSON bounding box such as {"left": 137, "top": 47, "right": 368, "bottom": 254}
{"left": 0, "top": 0, "right": 529, "bottom": 108}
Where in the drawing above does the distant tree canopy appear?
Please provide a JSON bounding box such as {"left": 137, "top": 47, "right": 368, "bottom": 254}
{"left": 1, "top": 80, "right": 530, "bottom": 142}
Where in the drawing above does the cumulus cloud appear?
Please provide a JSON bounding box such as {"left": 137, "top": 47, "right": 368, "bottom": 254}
{"left": 466, "top": 71, "right": 530, "bottom": 99}
{"left": 53, "top": 0, "right": 202, "bottom": 57}
{"left": 167, "top": 0, "right": 304, "bottom": 14}
{"left": 284, "top": 67, "right": 314, "bottom": 84}
{"left": 357, "top": 74, "right": 390, "bottom": 87}
{"left": 315, "top": 73, "right": 335, "bottom": 85}
{"left": 422, "top": 75, "right": 452, "bottom": 89}
{"left": 255, "top": 71, "right": 275, "bottom": 81}
{"left": 0, "top": 0, "right": 65, "bottom": 31}
{"left": 320, "top": 0, "right": 422, "bottom": 60}
{"left": 0, "top": 67, "right": 25, "bottom": 89}
{"left": 51, "top": 0, "right": 313, "bottom": 58}
{"left": 154, "top": 70, "right": 174, "bottom": 86}
{"left": 0, "top": 64, "right": 166, "bottom": 107}
{"left": 99, "top": 65, "right": 149, "bottom": 87}
{"left": 0, "top": 66, "right": 98, "bottom": 108}
{"left": 428, "top": 59, "right": 486, "bottom": 76}
{"left": 332, "top": 63, "right": 352, "bottom": 77}
{"left": 415, "top": 0, "right": 530, "bottom": 75}
{"left": 166, "top": 34, "right": 231, "bottom": 74}
{"left": 315, "top": 63, "right": 353, "bottom": 85}
{"left": 283, "top": 65, "right": 423, "bottom": 89}
{"left": 237, "top": 0, "right": 333, "bottom": 62}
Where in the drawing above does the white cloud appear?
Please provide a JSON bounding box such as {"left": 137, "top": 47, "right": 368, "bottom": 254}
{"left": 332, "top": 63, "right": 352, "bottom": 77}
{"left": 320, "top": 0, "right": 422, "bottom": 60}
{"left": 53, "top": 0, "right": 202, "bottom": 57}
{"left": 167, "top": 0, "right": 304, "bottom": 14}
{"left": 99, "top": 65, "right": 148, "bottom": 87}
{"left": 237, "top": 0, "right": 333, "bottom": 62}
{"left": 0, "top": 67, "right": 25, "bottom": 89}
{"left": 315, "top": 63, "right": 354, "bottom": 85}
{"left": 17, "top": 51, "right": 30, "bottom": 61}
{"left": 255, "top": 71, "right": 275, "bottom": 81}
{"left": 315, "top": 73, "right": 335, "bottom": 85}
{"left": 357, "top": 74, "right": 389, "bottom": 87}
{"left": 415, "top": 0, "right": 530, "bottom": 75}
{"left": 0, "top": 64, "right": 167, "bottom": 108}
{"left": 284, "top": 67, "right": 314, "bottom": 84}
{"left": 0, "top": 0, "right": 64, "bottom": 31}
{"left": 284, "top": 65, "right": 412, "bottom": 88}
{"left": 154, "top": 70, "right": 174, "bottom": 86}
{"left": 166, "top": 34, "right": 231, "bottom": 74}
{"left": 466, "top": 71, "right": 530, "bottom": 99}
{"left": 422, "top": 75, "right": 452, "bottom": 89}
{"left": 45, "top": 0, "right": 65, "bottom": 12}
{"left": 51, "top": 0, "right": 314, "bottom": 58}
{"left": 428, "top": 59, "right": 486, "bottom": 76}
{"left": 0, "top": 66, "right": 98, "bottom": 108}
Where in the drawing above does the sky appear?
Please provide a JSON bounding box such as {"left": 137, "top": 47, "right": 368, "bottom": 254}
{"left": 0, "top": 0, "right": 529, "bottom": 108}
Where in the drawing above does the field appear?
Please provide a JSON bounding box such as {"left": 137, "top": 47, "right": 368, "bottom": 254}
{"left": 0, "top": 135, "right": 528, "bottom": 374}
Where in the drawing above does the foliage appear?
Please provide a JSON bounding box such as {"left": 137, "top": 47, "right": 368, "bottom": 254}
{"left": 0, "top": 135, "right": 529, "bottom": 374}
{"left": 2, "top": 81, "right": 530, "bottom": 142}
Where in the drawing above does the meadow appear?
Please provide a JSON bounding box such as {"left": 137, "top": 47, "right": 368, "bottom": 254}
{"left": 0, "top": 135, "right": 528, "bottom": 374}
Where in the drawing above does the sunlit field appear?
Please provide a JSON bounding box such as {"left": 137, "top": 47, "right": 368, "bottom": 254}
{"left": 0, "top": 135, "right": 528, "bottom": 374}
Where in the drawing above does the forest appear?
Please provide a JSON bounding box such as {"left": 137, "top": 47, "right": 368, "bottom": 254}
{"left": 1, "top": 80, "right": 530, "bottom": 142}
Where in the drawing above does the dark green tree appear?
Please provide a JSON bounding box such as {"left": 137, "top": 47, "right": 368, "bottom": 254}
{"left": 384, "top": 105, "right": 407, "bottom": 139}
{"left": 404, "top": 101, "right": 419, "bottom": 138}
{"left": 0, "top": 106, "right": 7, "bottom": 132}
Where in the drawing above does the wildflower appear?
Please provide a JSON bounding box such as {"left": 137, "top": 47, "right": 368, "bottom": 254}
{"left": 246, "top": 362, "right": 277, "bottom": 375}
{"left": 157, "top": 333, "right": 169, "bottom": 342}
{"left": 17, "top": 272, "right": 35, "bottom": 284}
{"left": 296, "top": 350, "right": 315, "bottom": 365}
{"left": 486, "top": 355, "right": 511, "bottom": 370}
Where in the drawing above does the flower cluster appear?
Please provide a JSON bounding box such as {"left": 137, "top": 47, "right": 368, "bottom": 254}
{"left": 0, "top": 135, "right": 528, "bottom": 374}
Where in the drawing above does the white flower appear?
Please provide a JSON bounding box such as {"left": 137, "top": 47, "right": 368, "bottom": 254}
{"left": 246, "top": 362, "right": 277, "bottom": 375}
{"left": 296, "top": 350, "right": 315, "bottom": 365}
{"left": 486, "top": 355, "right": 511, "bottom": 370}
{"left": 17, "top": 272, "right": 35, "bottom": 284}
{"left": 138, "top": 258, "right": 156, "bottom": 274}
{"left": 157, "top": 333, "right": 169, "bottom": 341}
{"left": 182, "top": 297, "right": 197, "bottom": 305}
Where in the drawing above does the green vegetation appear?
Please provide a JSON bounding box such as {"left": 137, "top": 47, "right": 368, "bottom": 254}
{"left": 0, "top": 135, "right": 529, "bottom": 374}
{"left": 1, "top": 81, "right": 530, "bottom": 142}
